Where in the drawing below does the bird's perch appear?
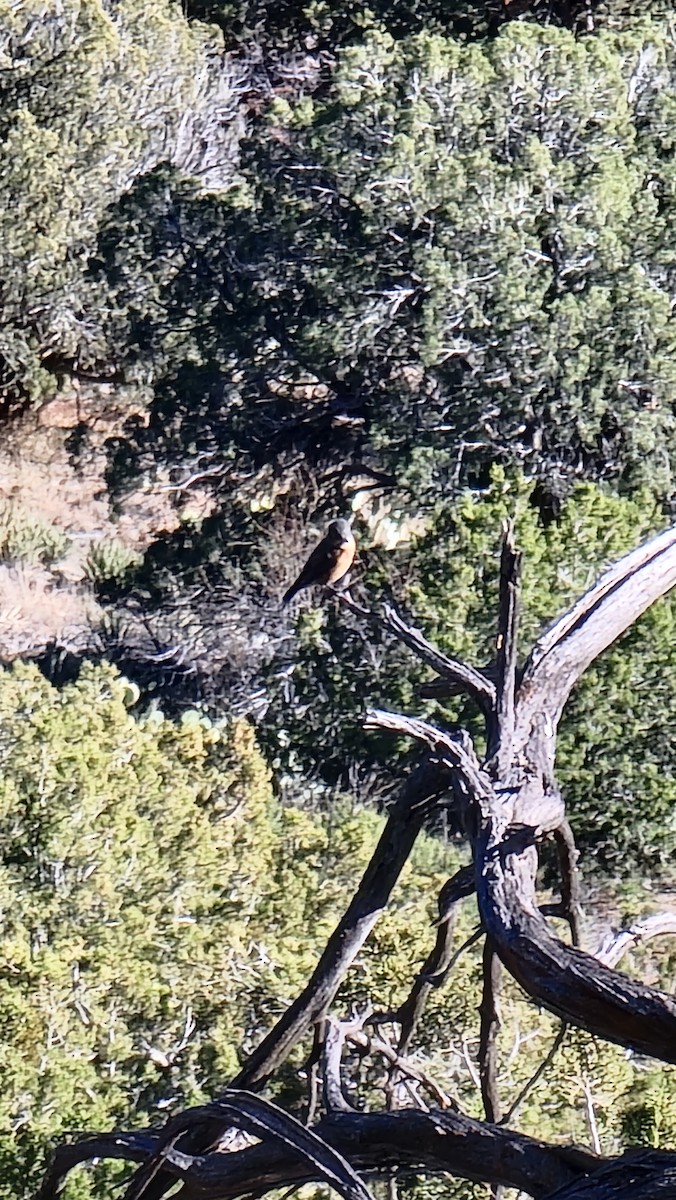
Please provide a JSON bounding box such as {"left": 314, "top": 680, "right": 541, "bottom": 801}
{"left": 38, "top": 522, "right": 676, "bottom": 1200}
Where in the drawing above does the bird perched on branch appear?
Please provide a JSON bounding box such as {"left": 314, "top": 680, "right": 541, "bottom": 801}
{"left": 282, "top": 518, "right": 356, "bottom": 606}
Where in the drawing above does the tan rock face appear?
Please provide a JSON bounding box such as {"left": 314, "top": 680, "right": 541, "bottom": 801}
{"left": 0, "top": 563, "right": 100, "bottom": 662}
{"left": 37, "top": 393, "right": 82, "bottom": 429}
{"left": 0, "top": 381, "right": 198, "bottom": 659}
{"left": 37, "top": 381, "right": 152, "bottom": 432}
{"left": 350, "top": 490, "right": 429, "bottom": 549}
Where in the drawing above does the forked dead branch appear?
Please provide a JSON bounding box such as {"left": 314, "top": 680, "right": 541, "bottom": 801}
{"left": 38, "top": 523, "right": 676, "bottom": 1200}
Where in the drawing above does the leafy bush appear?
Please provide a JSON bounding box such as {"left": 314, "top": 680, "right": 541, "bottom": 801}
{"left": 0, "top": 0, "right": 245, "bottom": 408}
{"left": 0, "top": 504, "right": 70, "bottom": 566}
{"left": 84, "top": 539, "right": 142, "bottom": 586}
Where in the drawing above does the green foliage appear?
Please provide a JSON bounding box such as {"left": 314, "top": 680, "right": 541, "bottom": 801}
{"left": 621, "top": 1070, "right": 676, "bottom": 1149}
{"left": 2, "top": 3, "right": 676, "bottom": 1195}
{"left": 303, "top": 20, "right": 676, "bottom": 497}
{"left": 84, "top": 539, "right": 143, "bottom": 586}
{"left": 0, "top": 662, "right": 479, "bottom": 1195}
{"left": 0, "top": 663, "right": 277, "bottom": 1195}
{"left": 0, "top": 660, "right": 672, "bottom": 1194}
{"left": 5, "top": 7, "right": 676, "bottom": 877}
{"left": 0, "top": 0, "right": 243, "bottom": 407}
{"left": 69, "top": 13, "right": 675, "bottom": 528}
{"left": 0, "top": 503, "right": 70, "bottom": 566}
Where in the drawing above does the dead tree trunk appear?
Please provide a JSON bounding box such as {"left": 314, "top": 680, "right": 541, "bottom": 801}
{"left": 38, "top": 523, "right": 676, "bottom": 1200}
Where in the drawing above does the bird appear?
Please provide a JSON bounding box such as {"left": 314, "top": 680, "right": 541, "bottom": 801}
{"left": 282, "top": 518, "right": 356, "bottom": 606}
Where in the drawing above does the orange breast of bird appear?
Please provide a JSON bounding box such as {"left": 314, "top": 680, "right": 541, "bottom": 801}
{"left": 324, "top": 536, "right": 356, "bottom": 585}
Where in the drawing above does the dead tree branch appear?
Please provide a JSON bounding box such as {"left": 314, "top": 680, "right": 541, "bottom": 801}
{"left": 365, "top": 530, "right": 676, "bottom": 1063}
{"left": 500, "top": 1022, "right": 568, "bottom": 1126}
{"left": 395, "top": 865, "right": 475, "bottom": 1054}
{"left": 536, "top": 1149, "right": 676, "bottom": 1199}
{"left": 486, "top": 522, "right": 522, "bottom": 770}
{"left": 120, "top": 1092, "right": 374, "bottom": 1200}
{"left": 38, "top": 1108, "right": 604, "bottom": 1200}
{"left": 345, "top": 1029, "right": 455, "bottom": 1110}
{"left": 38, "top": 522, "right": 676, "bottom": 1200}
{"left": 380, "top": 604, "right": 497, "bottom": 716}
{"left": 323, "top": 1017, "right": 361, "bottom": 1114}
{"left": 478, "top": 937, "right": 502, "bottom": 1123}
{"left": 592, "top": 912, "right": 676, "bottom": 969}
{"left": 553, "top": 820, "right": 583, "bottom": 947}
{"left": 336, "top": 592, "right": 496, "bottom": 714}
{"left": 514, "top": 522, "right": 676, "bottom": 756}
{"left": 231, "top": 761, "right": 449, "bottom": 1091}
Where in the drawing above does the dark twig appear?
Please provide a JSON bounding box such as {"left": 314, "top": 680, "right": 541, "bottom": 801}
{"left": 396, "top": 918, "right": 457, "bottom": 1057}
{"left": 478, "top": 937, "right": 502, "bottom": 1124}
{"left": 396, "top": 865, "right": 475, "bottom": 1055}
{"left": 553, "top": 820, "right": 583, "bottom": 947}
{"left": 231, "top": 761, "right": 448, "bottom": 1091}
{"left": 323, "top": 1017, "right": 361, "bottom": 1114}
{"left": 375, "top": 927, "right": 485, "bottom": 1036}
{"left": 486, "top": 523, "right": 522, "bottom": 771}
{"left": 335, "top": 592, "right": 496, "bottom": 714}
{"left": 305, "top": 1020, "right": 327, "bottom": 1126}
{"left": 345, "top": 1028, "right": 455, "bottom": 1110}
{"left": 434, "top": 864, "right": 477, "bottom": 924}
{"left": 500, "top": 1023, "right": 568, "bottom": 1127}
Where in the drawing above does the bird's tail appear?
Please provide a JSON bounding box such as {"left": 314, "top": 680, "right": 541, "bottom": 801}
{"left": 281, "top": 582, "right": 301, "bottom": 607}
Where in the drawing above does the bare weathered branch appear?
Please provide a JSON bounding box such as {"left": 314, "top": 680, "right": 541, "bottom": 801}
{"left": 232, "top": 761, "right": 448, "bottom": 1091}
{"left": 516, "top": 522, "right": 676, "bottom": 745}
{"left": 345, "top": 1028, "right": 455, "bottom": 1110}
{"left": 40, "top": 1110, "right": 603, "bottom": 1200}
{"left": 395, "top": 865, "right": 475, "bottom": 1055}
{"left": 592, "top": 912, "right": 676, "bottom": 969}
{"left": 36, "top": 1132, "right": 157, "bottom": 1200}
{"left": 475, "top": 841, "right": 676, "bottom": 1063}
{"left": 335, "top": 592, "right": 496, "bottom": 713}
{"left": 419, "top": 665, "right": 498, "bottom": 701}
{"left": 553, "top": 820, "right": 583, "bottom": 947}
{"left": 486, "top": 522, "right": 522, "bottom": 770}
{"left": 478, "top": 937, "right": 502, "bottom": 1123}
{"left": 363, "top": 710, "right": 493, "bottom": 816}
{"left": 323, "top": 1018, "right": 360, "bottom": 1114}
{"left": 380, "top": 605, "right": 497, "bottom": 715}
{"left": 125, "top": 1092, "right": 375, "bottom": 1200}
